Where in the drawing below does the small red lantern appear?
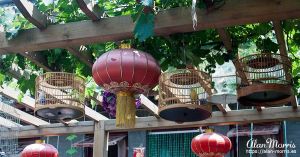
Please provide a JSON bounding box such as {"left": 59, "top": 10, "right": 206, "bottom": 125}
{"left": 191, "top": 129, "right": 232, "bottom": 157}
{"left": 93, "top": 44, "right": 161, "bottom": 128}
{"left": 21, "top": 140, "right": 59, "bottom": 157}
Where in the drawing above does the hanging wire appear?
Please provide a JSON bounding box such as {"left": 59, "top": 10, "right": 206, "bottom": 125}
{"left": 56, "top": 135, "right": 60, "bottom": 151}
{"left": 283, "top": 121, "right": 288, "bottom": 157}
{"left": 250, "top": 107, "right": 254, "bottom": 157}
{"left": 236, "top": 102, "right": 239, "bottom": 157}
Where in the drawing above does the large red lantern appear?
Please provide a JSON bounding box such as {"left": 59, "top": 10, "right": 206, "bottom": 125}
{"left": 21, "top": 140, "right": 59, "bottom": 157}
{"left": 93, "top": 45, "right": 161, "bottom": 128}
{"left": 191, "top": 129, "right": 232, "bottom": 157}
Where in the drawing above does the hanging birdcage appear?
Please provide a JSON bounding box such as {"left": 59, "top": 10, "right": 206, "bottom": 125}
{"left": 207, "top": 75, "right": 239, "bottom": 104}
{"left": 34, "top": 72, "right": 85, "bottom": 122}
{"left": 237, "top": 53, "right": 293, "bottom": 106}
{"left": 159, "top": 68, "right": 212, "bottom": 123}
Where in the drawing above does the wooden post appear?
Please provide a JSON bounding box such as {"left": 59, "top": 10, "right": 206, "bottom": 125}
{"left": 93, "top": 121, "right": 108, "bottom": 157}
{"left": 273, "top": 20, "right": 297, "bottom": 109}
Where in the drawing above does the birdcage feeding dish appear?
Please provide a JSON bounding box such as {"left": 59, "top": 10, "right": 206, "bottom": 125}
{"left": 159, "top": 68, "right": 212, "bottom": 123}
{"left": 237, "top": 53, "right": 293, "bottom": 106}
{"left": 34, "top": 72, "right": 85, "bottom": 121}
{"left": 207, "top": 75, "right": 238, "bottom": 104}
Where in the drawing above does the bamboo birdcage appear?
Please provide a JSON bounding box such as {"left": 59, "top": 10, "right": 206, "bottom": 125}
{"left": 159, "top": 68, "right": 212, "bottom": 123}
{"left": 237, "top": 53, "right": 293, "bottom": 106}
{"left": 34, "top": 72, "right": 85, "bottom": 121}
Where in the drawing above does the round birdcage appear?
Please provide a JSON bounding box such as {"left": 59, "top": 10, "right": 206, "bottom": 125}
{"left": 34, "top": 72, "right": 85, "bottom": 121}
{"left": 207, "top": 75, "right": 239, "bottom": 104}
{"left": 237, "top": 53, "right": 293, "bottom": 106}
{"left": 159, "top": 68, "right": 212, "bottom": 123}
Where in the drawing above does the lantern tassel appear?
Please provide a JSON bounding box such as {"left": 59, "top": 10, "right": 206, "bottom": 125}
{"left": 116, "top": 91, "right": 136, "bottom": 128}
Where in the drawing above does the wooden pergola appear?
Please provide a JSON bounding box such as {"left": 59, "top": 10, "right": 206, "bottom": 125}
{"left": 0, "top": 0, "right": 300, "bottom": 157}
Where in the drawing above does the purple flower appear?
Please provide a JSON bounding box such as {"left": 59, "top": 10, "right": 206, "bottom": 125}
{"left": 102, "top": 91, "right": 141, "bottom": 117}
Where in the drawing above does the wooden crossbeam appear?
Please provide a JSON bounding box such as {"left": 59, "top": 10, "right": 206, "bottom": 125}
{"left": 12, "top": 0, "right": 47, "bottom": 29}
{"left": 273, "top": 20, "right": 297, "bottom": 109}
{"left": 216, "top": 104, "right": 231, "bottom": 114}
{"left": 0, "top": 101, "right": 49, "bottom": 126}
{"left": 0, "top": 86, "right": 35, "bottom": 109}
{"left": 66, "top": 46, "right": 93, "bottom": 68}
{"left": 15, "top": 121, "right": 95, "bottom": 138}
{"left": 76, "top": 0, "right": 103, "bottom": 21}
{"left": 11, "top": 106, "right": 300, "bottom": 138}
{"left": 217, "top": 28, "right": 262, "bottom": 111}
{"left": 2, "top": 0, "right": 300, "bottom": 53}
{"left": 0, "top": 116, "right": 23, "bottom": 128}
{"left": 140, "top": 94, "right": 159, "bottom": 118}
{"left": 105, "top": 106, "right": 300, "bottom": 132}
{"left": 85, "top": 106, "right": 109, "bottom": 121}
{"left": 19, "top": 52, "right": 53, "bottom": 72}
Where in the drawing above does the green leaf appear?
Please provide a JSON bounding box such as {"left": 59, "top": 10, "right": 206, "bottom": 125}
{"left": 66, "top": 147, "right": 78, "bottom": 155}
{"left": 91, "top": 99, "right": 97, "bottom": 109}
{"left": 66, "top": 134, "right": 77, "bottom": 141}
{"left": 17, "top": 75, "right": 36, "bottom": 95}
{"left": 17, "top": 92, "right": 24, "bottom": 103}
{"left": 0, "top": 73, "right": 5, "bottom": 85}
{"left": 256, "top": 37, "right": 279, "bottom": 53}
{"left": 133, "top": 13, "right": 154, "bottom": 42}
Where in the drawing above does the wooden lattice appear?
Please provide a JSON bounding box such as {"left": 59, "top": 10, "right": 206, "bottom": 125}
{"left": 237, "top": 53, "right": 294, "bottom": 106}
{"left": 34, "top": 72, "right": 85, "bottom": 121}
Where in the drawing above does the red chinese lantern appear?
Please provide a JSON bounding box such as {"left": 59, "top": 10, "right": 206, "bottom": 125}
{"left": 21, "top": 140, "right": 59, "bottom": 157}
{"left": 191, "top": 129, "right": 232, "bottom": 157}
{"left": 92, "top": 44, "right": 161, "bottom": 128}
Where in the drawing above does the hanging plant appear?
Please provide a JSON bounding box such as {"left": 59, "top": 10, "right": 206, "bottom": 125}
{"left": 255, "top": 37, "right": 279, "bottom": 53}
{"left": 132, "top": 0, "right": 155, "bottom": 42}
{"left": 102, "top": 91, "right": 142, "bottom": 118}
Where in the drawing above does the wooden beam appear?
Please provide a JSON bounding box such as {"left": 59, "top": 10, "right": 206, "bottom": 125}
{"left": 19, "top": 51, "right": 53, "bottom": 72}
{"left": 12, "top": 0, "right": 47, "bottom": 29}
{"left": 66, "top": 46, "right": 93, "bottom": 68}
{"left": 2, "top": 0, "right": 300, "bottom": 53}
{"left": 217, "top": 28, "right": 262, "bottom": 111}
{"left": 85, "top": 106, "right": 109, "bottom": 121}
{"left": 12, "top": 106, "right": 300, "bottom": 138}
{"left": 273, "top": 20, "right": 297, "bottom": 108}
{"left": 0, "top": 116, "right": 23, "bottom": 128}
{"left": 105, "top": 106, "right": 300, "bottom": 132}
{"left": 0, "top": 101, "right": 49, "bottom": 126}
{"left": 93, "top": 121, "right": 108, "bottom": 157}
{"left": 140, "top": 94, "right": 159, "bottom": 118}
{"left": 0, "top": 86, "right": 35, "bottom": 109}
{"left": 76, "top": 0, "right": 102, "bottom": 21}
{"left": 15, "top": 121, "right": 95, "bottom": 138}
{"left": 216, "top": 104, "right": 231, "bottom": 114}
